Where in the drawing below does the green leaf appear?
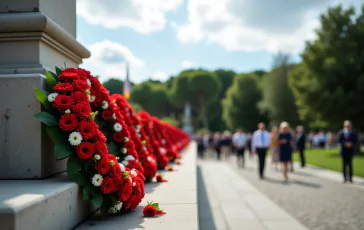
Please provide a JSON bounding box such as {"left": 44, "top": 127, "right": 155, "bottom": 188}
{"left": 74, "top": 173, "right": 87, "bottom": 186}
{"left": 83, "top": 182, "right": 92, "bottom": 200}
{"left": 34, "top": 112, "right": 58, "bottom": 126}
{"left": 107, "top": 142, "right": 118, "bottom": 154}
{"left": 34, "top": 88, "right": 52, "bottom": 111}
{"left": 83, "top": 188, "right": 90, "bottom": 201}
{"left": 67, "top": 156, "right": 82, "bottom": 181}
{"left": 55, "top": 66, "right": 63, "bottom": 76}
{"left": 92, "top": 189, "right": 104, "bottom": 208}
{"left": 151, "top": 203, "right": 159, "bottom": 210}
{"left": 55, "top": 143, "right": 72, "bottom": 159}
{"left": 46, "top": 127, "right": 67, "bottom": 144}
{"left": 49, "top": 70, "right": 58, "bottom": 82}
{"left": 46, "top": 71, "right": 57, "bottom": 92}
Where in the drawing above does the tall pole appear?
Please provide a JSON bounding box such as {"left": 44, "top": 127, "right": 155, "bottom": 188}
{"left": 123, "top": 61, "right": 131, "bottom": 100}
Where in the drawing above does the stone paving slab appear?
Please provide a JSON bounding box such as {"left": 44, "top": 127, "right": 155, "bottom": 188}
{"left": 198, "top": 160, "right": 308, "bottom": 230}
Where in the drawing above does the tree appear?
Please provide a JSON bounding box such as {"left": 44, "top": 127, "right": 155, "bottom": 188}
{"left": 259, "top": 54, "right": 300, "bottom": 127}
{"left": 223, "top": 74, "right": 267, "bottom": 132}
{"left": 103, "top": 79, "right": 124, "bottom": 95}
{"left": 289, "top": 5, "right": 364, "bottom": 130}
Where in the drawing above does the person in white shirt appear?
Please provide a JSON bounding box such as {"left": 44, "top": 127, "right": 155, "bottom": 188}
{"left": 252, "top": 122, "right": 272, "bottom": 179}
{"left": 233, "top": 128, "right": 248, "bottom": 167}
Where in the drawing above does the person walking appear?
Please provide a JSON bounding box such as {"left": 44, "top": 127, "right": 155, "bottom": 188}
{"left": 295, "top": 126, "right": 306, "bottom": 168}
{"left": 252, "top": 123, "right": 271, "bottom": 179}
{"left": 338, "top": 120, "right": 357, "bottom": 183}
{"left": 197, "top": 134, "right": 205, "bottom": 158}
{"left": 213, "top": 132, "right": 222, "bottom": 160}
{"left": 247, "top": 132, "right": 253, "bottom": 158}
{"left": 270, "top": 126, "right": 279, "bottom": 171}
{"left": 233, "top": 128, "right": 248, "bottom": 167}
{"left": 279, "top": 122, "right": 295, "bottom": 181}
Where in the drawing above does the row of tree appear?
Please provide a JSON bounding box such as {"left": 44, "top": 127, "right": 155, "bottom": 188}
{"left": 103, "top": 4, "right": 364, "bottom": 132}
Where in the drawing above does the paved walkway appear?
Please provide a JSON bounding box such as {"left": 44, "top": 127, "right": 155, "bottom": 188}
{"left": 199, "top": 154, "right": 364, "bottom": 230}
{"left": 198, "top": 160, "right": 308, "bottom": 230}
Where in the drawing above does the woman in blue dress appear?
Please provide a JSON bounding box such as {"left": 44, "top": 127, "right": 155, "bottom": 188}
{"left": 279, "top": 122, "right": 295, "bottom": 181}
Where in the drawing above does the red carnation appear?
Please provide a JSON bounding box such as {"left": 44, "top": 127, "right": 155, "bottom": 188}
{"left": 143, "top": 205, "right": 156, "bottom": 217}
{"left": 113, "top": 132, "right": 124, "bottom": 143}
{"left": 101, "top": 176, "right": 117, "bottom": 194}
{"left": 77, "top": 120, "right": 96, "bottom": 140}
{"left": 94, "top": 141, "right": 108, "bottom": 156}
{"left": 125, "top": 195, "right": 137, "bottom": 211}
{"left": 95, "top": 130, "right": 107, "bottom": 142}
{"left": 95, "top": 156, "right": 111, "bottom": 174}
{"left": 59, "top": 114, "right": 78, "bottom": 131}
{"left": 119, "top": 179, "right": 133, "bottom": 202}
{"left": 89, "top": 76, "right": 102, "bottom": 91}
{"left": 72, "top": 79, "right": 90, "bottom": 92}
{"left": 73, "top": 103, "right": 92, "bottom": 120}
{"left": 110, "top": 164, "right": 123, "bottom": 182}
{"left": 101, "top": 110, "right": 112, "bottom": 120}
{"left": 53, "top": 83, "right": 74, "bottom": 93}
{"left": 76, "top": 69, "right": 89, "bottom": 81}
{"left": 71, "top": 91, "right": 89, "bottom": 104}
{"left": 53, "top": 95, "right": 74, "bottom": 110}
{"left": 76, "top": 142, "right": 95, "bottom": 160}
{"left": 93, "top": 100, "right": 101, "bottom": 108}
{"left": 58, "top": 68, "right": 79, "bottom": 82}
{"left": 156, "top": 174, "right": 168, "bottom": 183}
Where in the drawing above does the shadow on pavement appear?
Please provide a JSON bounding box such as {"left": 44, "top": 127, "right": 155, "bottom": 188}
{"left": 264, "top": 177, "right": 321, "bottom": 188}
{"left": 197, "top": 166, "right": 217, "bottom": 230}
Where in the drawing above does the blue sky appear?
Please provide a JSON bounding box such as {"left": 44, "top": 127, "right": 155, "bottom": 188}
{"left": 76, "top": 0, "right": 361, "bottom": 83}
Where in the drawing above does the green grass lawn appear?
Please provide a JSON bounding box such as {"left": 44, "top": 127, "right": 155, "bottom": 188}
{"left": 293, "top": 148, "right": 364, "bottom": 178}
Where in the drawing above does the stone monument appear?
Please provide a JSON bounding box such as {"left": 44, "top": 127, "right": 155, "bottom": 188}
{"left": 183, "top": 102, "right": 193, "bottom": 135}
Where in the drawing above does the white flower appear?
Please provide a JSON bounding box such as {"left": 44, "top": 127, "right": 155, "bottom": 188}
{"left": 147, "top": 156, "right": 155, "bottom": 162}
{"left": 91, "top": 174, "right": 103, "bottom": 187}
{"left": 47, "top": 93, "right": 58, "bottom": 102}
{"left": 143, "top": 147, "right": 147, "bottom": 151}
{"left": 122, "top": 148, "right": 127, "bottom": 154}
{"left": 137, "top": 134, "right": 141, "bottom": 138}
{"left": 87, "top": 79, "right": 92, "bottom": 86}
{"left": 122, "top": 161, "right": 128, "bottom": 166}
{"left": 132, "top": 182, "right": 136, "bottom": 187}
{"left": 65, "top": 109, "right": 71, "bottom": 114}
{"left": 101, "top": 101, "right": 109, "bottom": 109}
{"left": 94, "top": 154, "right": 101, "bottom": 160}
{"left": 160, "top": 147, "right": 166, "bottom": 154}
{"left": 125, "top": 155, "right": 135, "bottom": 161}
{"left": 124, "top": 137, "right": 129, "bottom": 142}
{"left": 115, "top": 201, "right": 123, "bottom": 211}
{"left": 113, "top": 123, "right": 122, "bottom": 132}
{"left": 108, "top": 207, "right": 117, "bottom": 214}
{"left": 112, "top": 113, "right": 116, "bottom": 119}
{"left": 69, "top": 132, "right": 82, "bottom": 146}
{"left": 162, "top": 139, "right": 166, "bottom": 144}
{"left": 131, "top": 170, "right": 137, "bottom": 177}
{"left": 89, "top": 95, "right": 96, "bottom": 102}
{"left": 119, "top": 163, "right": 125, "bottom": 172}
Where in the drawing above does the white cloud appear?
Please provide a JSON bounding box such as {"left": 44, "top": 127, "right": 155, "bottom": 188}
{"left": 181, "top": 60, "right": 195, "bottom": 69}
{"left": 173, "top": 0, "right": 362, "bottom": 53}
{"left": 150, "top": 72, "right": 169, "bottom": 82}
{"left": 80, "top": 40, "right": 145, "bottom": 83}
{"left": 77, "top": 0, "right": 183, "bottom": 34}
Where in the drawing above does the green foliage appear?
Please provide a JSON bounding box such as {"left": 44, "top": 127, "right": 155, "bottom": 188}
{"left": 34, "top": 112, "right": 58, "bottom": 127}
{"left": 129, "top": 102, "right": 143, "bottom": 113}
{"left": 160, "top": 116, "right": 179, "bottom": 127}
{"left": 103, "top": 79, "right": 124, "bottom": 95}
{"left": 45, "top": 71, "right": 57, "bottom": 92}
{"left": 34, "top": 88, "right": 52, "bottom": 111}
{"left": 223, "top": 74, "right": 266, "bottom": 132}
{"left": 289, "top": 5, "right": 364, "bottom": 129}
{"left": 67, "top": 155, "right": 83, "bottom": 181}
{"left": 55, "top": 143, "right": 72, "bottom": 159}
{"left": 92, "top": 189, "right": 104, "bottom": 208}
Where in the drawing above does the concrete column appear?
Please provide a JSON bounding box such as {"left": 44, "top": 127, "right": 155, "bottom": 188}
{"left": 0, "top": 0, "right": 90, "bottom": 178}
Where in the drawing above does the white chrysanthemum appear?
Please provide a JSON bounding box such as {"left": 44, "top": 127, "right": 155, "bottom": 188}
{"left": 112, "top": 113, "right": 116, "bottom": 119}
{"left": 137, "top": 134, "right": 141, "bottom": 138}
{"left": 91, "top": 174, "right": 103, "bottom": 187}
{"left": 94, "top": 154, "right": 101, "bottom": 160}
{"left": 87, "top": 79, "right": 92, "bottom": 86}
{"left": 47, "top": 93, "right": 58, "bottom": 102}
{"left": 131, "top": 170, "right": 137, "bottom": 177}
{"left": 132, "top": 182, "right": 136, "bottom": 187}
{"left": 115, "top": 201, "right": 123, "bottom": 211}
{"left": 162, "top": 139, "right": 166, "bottom": 144}
{"left": 160, "top": 147, "right": 166, "bottom": 154}
{"left": 125, "top": 155, "right": 135, "bottom": 161}
{"left": 122, "top": 148, "right": 127, "bottom": 154}
{"left": 143, "top": 147, "right": 147, "bottom": 151}
{"left": 101, "top": 101, "right": 109, "bottom": 109}
{"left": 89, "top": 95, "right": 96, "bottom": 102}
{"left": 108, "top": 207, "right": 117, "bottom": 214}
{"left": 122, "top": 161, "right": 128, "bottom": 166}
{"left": 65, "top": 109, "right": 71, "bottom": 114}
{"left": 124, "top": 137, "right": 129, "bottom": 142}
{"left": 69, "top": 132, "right": 82, "bottom": 146}
{"left": 113, "top": 123, "right": 122, "bottom": 132}
{"left": 119, "top": 163, "right": 125, "bottom": 172}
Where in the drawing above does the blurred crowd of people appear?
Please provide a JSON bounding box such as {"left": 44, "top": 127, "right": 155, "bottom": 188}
{"left": 194, "top": 120, "right": 358, "bottom": 183}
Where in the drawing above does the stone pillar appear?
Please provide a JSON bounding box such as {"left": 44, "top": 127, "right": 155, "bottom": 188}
{"left": 183, "top": 102, "right": 193, "bottom": 135}
{"left": 0, "top": 0, "right": 90, "bottom": 179}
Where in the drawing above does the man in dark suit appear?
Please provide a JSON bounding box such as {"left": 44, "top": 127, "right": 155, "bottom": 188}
{"left": 338, "top": 120, "right": 357, "bottom": 183}
{"left": 295, "top": 126, "right": 306, "bottom": 169}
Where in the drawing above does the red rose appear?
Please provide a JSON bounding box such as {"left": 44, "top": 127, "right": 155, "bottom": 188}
{"left": 59, "top": 114, "right": 78, "bottom": 131}
{"left": 101, "top": 176, "right": 117, "bottom": 194}
{"left": 73, "top": 103, "right": 92, "bottom": 120}
{"left": 77, "top": 120, "right": 96, "bottom": 140}
{"left": 94, "top": 141, "right": 108, "bottom": 156}
{"left": 71, "top": 91, "right": 89, "bottom": 104}
{"left": 53, "top": 83, "right": 74, "bottom": 93}
{"left": 95, "top": 130, "right": 107, "bottom": 142}
{"left": 76, "top": 142, "right": 95, "bottom": 160}
{"left": 95, "top": 156, "right": 111, "bottom": 174}
{"left": 119, "top": 179, "right": 133, "bottom": 202}
{"left": 101, "top": 110, "right": 112, "bottom": 120}
{"left": 113, "top": 132, "right": 124, "bottom": 143}
{"left": 58, "top": 68, "right": 79, "bottom": 82}
{"left": 72, "top": 79, "right": 90, "bottom": 92}
{"left": 53, "top": 95, "right": 74, "bottom": 110}
{"left": 143, "top": 205, "right": 156, "bottom": 217}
